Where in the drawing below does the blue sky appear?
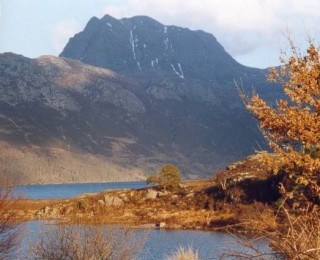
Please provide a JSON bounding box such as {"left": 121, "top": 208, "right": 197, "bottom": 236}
{"left": 1, "top": 0, "right": 319, "bottom": 69}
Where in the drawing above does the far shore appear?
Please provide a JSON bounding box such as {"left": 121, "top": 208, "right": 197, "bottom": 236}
{"left": 11, "top": 154, "right": 280, "bottom": 234}
{"left": 16, "top": 179, "right": 146, "bottom": 187}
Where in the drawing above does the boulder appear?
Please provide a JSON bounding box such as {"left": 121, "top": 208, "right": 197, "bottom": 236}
{"left": 98, "top": 200, "right": 105, "bottom": 205}
{"left": 226, "top": 161, "right": 242, "bottom": 170}
{"left": 186, "top": 192, "right": 195, "bottom": 198}
{"left": 156, "top": 222, "right": 166, "bottom": 229}
{"left": 178, "top": 183, "right": 187, "bottom": 189}
{"left": 112, "top": 197, "right": 124, "bottom": 206}
{"left": 17, "top": 210, "right": 25, "bottom": 216}
{"left": 119, "top": 193, "right": 127, "bottom": 198}
{"left": 35, "top": 206, "right": 51, "bottom": 218}
{"left": 157, "top": 191, "right": 167, "bottom": 197}
{"left": 43, "top": 206, "right": 51, "bottom": 214}
{"left": 146, "top": 189, "right": 158, "bottom": 199}
{"left": 104, "top": 194, "right": 124, "bottom": 206}
{"left": 51, "top": 208, "right": 60, "bottom": 217}
{"left": 104, "top": 194, "right": 113, "bottom": 204}
{"left": 62, "top": 206, "right": 72, "bottom": 214}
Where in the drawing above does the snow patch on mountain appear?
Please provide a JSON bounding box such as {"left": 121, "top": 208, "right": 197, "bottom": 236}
{"left": 129, "top": 30, "right": 136, "bottom": 60}
{"left": 171, "top": 63, "right": 184, "bottom": 79}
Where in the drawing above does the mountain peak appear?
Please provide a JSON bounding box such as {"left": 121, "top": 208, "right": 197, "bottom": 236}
{"left": 121, "top": 15, "right": 163, "bottom": 26}
{"left": 60, "top": 14, "right": 241, "bottom": 81}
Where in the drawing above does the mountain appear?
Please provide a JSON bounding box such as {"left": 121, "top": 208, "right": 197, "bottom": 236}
{"left": 0, "top": 15, "right": 282, "bottom": 184}
{"left": 61, "top": 15, "right": 262, "bottom": 81}
{"left": 60, "top": 15, "right": 281, "bottom": 113}
{"left": 0, "top": 53, "right": 149, "bottom": 183}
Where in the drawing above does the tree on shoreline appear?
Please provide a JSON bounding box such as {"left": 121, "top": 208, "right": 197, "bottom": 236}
{"left": 243, "top": 42, "right": 320, "bottom": 209}
{"left": 147, "top": 164, "right": 182, "bottom": 191}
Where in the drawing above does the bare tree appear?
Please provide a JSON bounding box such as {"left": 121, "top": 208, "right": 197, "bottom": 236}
{"left": 0, "top": 185, "right": 24, "bottom": 260}
{"left": 220, "top": 209, "right": 320, "bottom": 259}
{"left": 29, "top": 223, "right": 147, "bottom": 260}
{"left": 215, "top": 171, "right": 229, "bottom": 191}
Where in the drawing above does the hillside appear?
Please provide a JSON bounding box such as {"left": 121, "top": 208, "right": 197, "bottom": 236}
{"left": 0, "top": 15, "right": 282, "bottom": 184}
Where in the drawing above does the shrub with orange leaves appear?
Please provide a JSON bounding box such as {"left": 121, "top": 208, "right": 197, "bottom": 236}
{"left": 244, "top": 42, "right": 320, "bottom": 209}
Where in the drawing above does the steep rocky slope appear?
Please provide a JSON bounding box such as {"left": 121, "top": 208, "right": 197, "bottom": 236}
{"left": 61, "top": 15, "right": 260, "bottom": 82}
{"left": 60, "top": 15, "right": 282, "bottom": 101}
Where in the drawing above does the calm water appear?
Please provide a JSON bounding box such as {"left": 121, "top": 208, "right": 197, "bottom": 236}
{"left": 24, "top": 221, "right": 255, "bottom": 259}
{"left": 15, "top": 181, "right": 147, "bottom": 199}
{"left": 18, "top": 182, "right": 270, "bottom": 259}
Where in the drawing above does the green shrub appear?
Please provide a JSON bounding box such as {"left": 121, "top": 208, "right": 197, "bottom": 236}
{"left": 147, "top": 164, "right": 182, "bottom": 190}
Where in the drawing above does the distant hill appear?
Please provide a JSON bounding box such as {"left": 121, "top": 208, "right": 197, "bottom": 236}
{"left": 0, "top": 15, "right": 282, "bottom": 184}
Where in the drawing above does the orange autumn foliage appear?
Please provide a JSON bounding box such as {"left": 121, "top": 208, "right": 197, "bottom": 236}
{"left": 244, "top": 43, "right": 320, "bottom": 207}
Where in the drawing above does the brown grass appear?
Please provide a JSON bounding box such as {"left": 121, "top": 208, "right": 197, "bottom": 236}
{"left": 221, "top": 208, "right": 320, "bottom": 259}
{"left": 11, "top": 180, "right": 259, "bottom": 232}
{"left": 236, "top": 203, "right": 278, "bottom": 233}
{"left": 0, "top": 185, "right": 25, "bottom": 259}
{"left": 166, "top": 246, "right": 200, "bottom": 260}
{"left": 28, "top": 223, "right": 147, "bottom": 260}
{"left": 270, "top": 210, "right": 320, "bottom": 259}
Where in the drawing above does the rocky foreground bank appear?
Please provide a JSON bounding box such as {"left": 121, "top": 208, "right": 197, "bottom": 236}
{"left": 14, "top": 153, "right": 280, "bottom": 231}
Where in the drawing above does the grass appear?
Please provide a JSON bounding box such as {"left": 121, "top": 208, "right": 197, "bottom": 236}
{"left": 166, "top": 246, "right": 200, "bottom": 260}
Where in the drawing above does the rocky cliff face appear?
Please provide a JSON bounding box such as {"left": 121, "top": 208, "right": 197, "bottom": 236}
{"left": 0, "top": 15, "right": 282, "bottom": 184}
{"left": 61, "top": 15, "right": 264, "bottom": 82}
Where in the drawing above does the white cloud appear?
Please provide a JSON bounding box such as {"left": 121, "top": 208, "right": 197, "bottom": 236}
{"left": 102, "top": 0, "right": 320, "bottom": 67}
{"left": 50, "top": 19, "right": 81, "bottom": 54}
{"left": 1, "top": 0, "right": 319, "bottom": 68}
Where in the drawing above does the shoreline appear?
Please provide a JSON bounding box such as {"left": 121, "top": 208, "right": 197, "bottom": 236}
{"left": 16, "top": 179, "right": 147, "bottom": 187}
{"left": 12, "top": 178, "right": 271, "bottom": 234}
{"left": 12, "top": 154, "right": 279, "bottom": 234}
{"left": 14, "top": 177, "right": 203, "bottom": 187}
